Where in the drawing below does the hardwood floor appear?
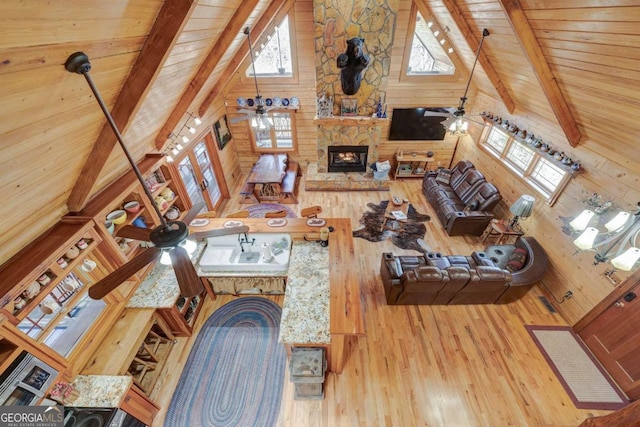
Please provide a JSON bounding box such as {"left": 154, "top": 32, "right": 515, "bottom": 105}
{"left": 151, "top": 175, "right": 612, "bottom": 426}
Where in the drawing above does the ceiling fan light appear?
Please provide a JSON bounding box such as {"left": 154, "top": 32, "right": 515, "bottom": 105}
{"left": 160, "top": 250, "right": 172, "bottom": 265}
{"left": 181, "top": 239, "right": 197, "bottom": 255}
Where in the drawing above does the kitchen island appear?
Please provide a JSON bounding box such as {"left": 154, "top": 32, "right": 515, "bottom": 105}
{"left": 191, "top": 217, "right": 364, "bottom": 373}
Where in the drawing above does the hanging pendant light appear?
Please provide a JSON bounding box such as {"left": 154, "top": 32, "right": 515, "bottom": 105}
{"left": 443, "top": 28, "right": 490, "bottom": 136}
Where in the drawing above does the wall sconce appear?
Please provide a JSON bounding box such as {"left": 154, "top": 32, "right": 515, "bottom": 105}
{"left": 567, "top": 202, "right": 640, "bottom": 280}
{"left": 164, "top": 112, "right": 202, "bottom": 162}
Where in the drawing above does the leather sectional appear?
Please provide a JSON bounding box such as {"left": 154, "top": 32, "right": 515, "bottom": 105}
{"left": 423, "top": 160, "right": 502, "bottom": 236}
{"left": 380, "top": 237, "right": 547, "bottom": 305}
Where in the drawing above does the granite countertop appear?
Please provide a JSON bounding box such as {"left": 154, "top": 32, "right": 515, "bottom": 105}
{"left": 127, "top": 242, "right": 206, "bottom": 308}
{"left": 70, "top": 375, "right": 132, "bottom": 407}
{"left": 278, "top": 241, "right": 330, "bottom": 345}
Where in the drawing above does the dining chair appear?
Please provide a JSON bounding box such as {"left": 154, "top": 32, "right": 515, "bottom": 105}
{"left": 301, "top": 206, "right": 322, "bottom": 218}
{"left": 264, "top": 210, "right": 287, "bottom": 218}
{"left": 226, "top": 210, "right": 250, "bottom": 218}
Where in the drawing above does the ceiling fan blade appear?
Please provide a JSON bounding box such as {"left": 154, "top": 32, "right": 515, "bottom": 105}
{"left": 183, "top": 202, "right": 206, "bottom": 225}
{"left": 88, "top": 247, "right": 162, "bottom": 299}
{"left": 237, "top": 108, "right": 256, "bottom": 114}
{"left": 170, "top": 246, "right": 204, "bottom": 297}
{"left": 230, "top": 114, "right": 253, "bottom": 124}
{"left": 116, "top": 225, "right": 152, "bottom": 241}
{"left": 191, "top": 225, "right": 250, "bottom": 241}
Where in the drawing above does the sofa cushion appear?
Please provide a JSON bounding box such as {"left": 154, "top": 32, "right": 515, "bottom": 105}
{"left": 435, "top": 169, "right": 452, "bottom": 184}
{"left": 505, "top": 247, "right": 527, "bottom": 272}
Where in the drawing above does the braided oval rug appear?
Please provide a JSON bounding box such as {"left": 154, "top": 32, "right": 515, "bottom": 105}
{"left": 165, "top": 297, "right": 286, "bottom": 427}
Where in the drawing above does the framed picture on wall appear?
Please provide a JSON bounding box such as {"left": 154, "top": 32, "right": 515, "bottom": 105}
{"left": 214, "top": 115, "right": 232, "bottom": 150}
{"left": 341, "top": 98, "right": 357, "bottom": 116}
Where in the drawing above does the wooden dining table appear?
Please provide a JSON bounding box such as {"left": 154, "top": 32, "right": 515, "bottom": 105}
{"left": 246, "top": 153, "right": 288, "bottom": 201}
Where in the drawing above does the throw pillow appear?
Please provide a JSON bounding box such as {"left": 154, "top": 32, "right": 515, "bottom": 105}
{"left": 505, "top": 247, "right": 527, "bottom": 272}
{"left": 435, "top": 169, "right": 452, "bottom": 184}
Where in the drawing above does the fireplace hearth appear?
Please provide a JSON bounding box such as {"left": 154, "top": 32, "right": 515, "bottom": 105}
{"left": 328, "top": 145, "right": 368, "bottom": 173}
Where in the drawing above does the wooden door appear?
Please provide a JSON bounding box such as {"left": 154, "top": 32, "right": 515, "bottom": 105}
{"left": 175, "top": 132, "right": 228, "bottom": 212}
{"left": 577, "top": 278, "right": 640, "bottom": 400}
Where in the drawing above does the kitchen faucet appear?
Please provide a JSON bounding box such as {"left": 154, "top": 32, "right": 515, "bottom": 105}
{"left": 238, "top": 232, "right": 255, "bottom": 252}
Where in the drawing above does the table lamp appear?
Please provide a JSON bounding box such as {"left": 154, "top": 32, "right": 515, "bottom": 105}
{"left": 509, "top": 195, "right": 535, "bottom": 230}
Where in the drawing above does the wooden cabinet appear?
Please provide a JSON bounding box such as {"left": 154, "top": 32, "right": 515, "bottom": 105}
{"left": 128, "top": 318, "right": 174, "bottom": 394}
{"left": 393, "top": 150, "right": 435, "bottom": 179}
{"left": 67, "top": 155, "right": 191, "bottom": 270}
{"left": 0, "top": 219, "right": 118, "bottom": 372}
{"left": 157, "top": 291, "right": 205, "bottom": 337}
{"left": 82, "top": 308, "right": 175, "bottom": 397}
{"left": 120, "top": 384, "right": 160, "bottom": 426}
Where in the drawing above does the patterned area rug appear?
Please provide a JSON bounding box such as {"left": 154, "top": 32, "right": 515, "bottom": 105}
{"left": 165, "top": 297, "right": 286, "bottom": 427}
{"left": 526, "top": 325, "right": 628, "bottom": 410}
{"left": 353, "top": 200, "right": 431, "bottom": 251}
{"left": 246, "top": 203, "right": 297, "bottom": 218}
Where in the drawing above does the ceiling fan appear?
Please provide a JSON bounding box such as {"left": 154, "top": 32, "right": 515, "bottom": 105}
{"left": 230, "top": 27, "right": 275, "bottom": 130}
{"left": 64, "top": 52, "right": 242, "bottom": 300}
{"left": 422, "top": 28, "right": 491, "bottom": 135}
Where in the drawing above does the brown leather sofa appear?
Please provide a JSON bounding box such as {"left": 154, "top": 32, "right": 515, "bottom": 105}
{"left": 423, "top": 160, "right": 502, "bottom": 236}
{"left": 380, "top": 237, "right": 547, "bottom": 305}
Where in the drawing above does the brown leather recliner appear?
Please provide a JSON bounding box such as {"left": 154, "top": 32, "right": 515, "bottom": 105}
{"left": 422, "top": 161, "right": 502, "bottom": 236}
{"left": 380, "top": 251, "right": 514, "bottom": 305}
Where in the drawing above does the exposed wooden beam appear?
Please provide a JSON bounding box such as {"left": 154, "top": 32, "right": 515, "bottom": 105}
{"left": 67, "top": 0, "right": 196, "bottom": 212}
{"left": 197, "top": 0, "right": 292, "bottom": 119}
{"left": 438, "top": 0, "right": 516, "bottom": 115}
{"left": 154, "top": 0, "right": 262, "bottom": 149}
{"left": 497, "top": 0, "right": 582, "bottom": 146}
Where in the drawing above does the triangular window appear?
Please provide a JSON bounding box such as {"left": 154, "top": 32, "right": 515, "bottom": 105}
{"left": 247, "top": 15, "right": 293, "bottom": 77}
{"left": 406, "top": 10, "right": 455, "bottom": 75}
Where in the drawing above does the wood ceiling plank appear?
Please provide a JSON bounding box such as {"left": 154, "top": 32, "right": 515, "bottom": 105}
{"left": 196, "top": 0, "right": 293, "bottom": 120}
{"left": 438, "top": 0, "right": 516, "bottom": 114}
{"left": 67, "top": 0, "right": 197, "bottom": 212}
{"left": 154, "top": 0, "right": 262, "bottom": 149}
{"left": 497, "top": 0, "right": 582, "bottom": 146}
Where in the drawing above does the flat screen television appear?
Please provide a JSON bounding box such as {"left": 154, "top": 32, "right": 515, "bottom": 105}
{"left": 388, "top": 107, "right": 451, "bottom": 141}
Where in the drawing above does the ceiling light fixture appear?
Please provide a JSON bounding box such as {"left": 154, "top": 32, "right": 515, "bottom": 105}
{"left": 163, "top": 111, "right": 202, "bottom": 161}
{"left": 441, "top": 28, "right": 490, "bottom": 136}
{"left": 248, "top": 28, "right": 273, "bottom": 130}
{"left": 567, "top": 202, "right": 640, "bottom": 283}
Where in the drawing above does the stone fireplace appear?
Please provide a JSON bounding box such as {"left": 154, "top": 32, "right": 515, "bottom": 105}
{"left": 327, "top": 145, "right": 368, "bottom": 172}
{"left": 316, "top": 121, "right": 380, "bottom": 173}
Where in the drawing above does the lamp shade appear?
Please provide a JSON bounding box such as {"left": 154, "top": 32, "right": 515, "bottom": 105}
{"left": 569, "top": 209, "right": 594, "bottom": 232}
{"left": 574, "top": 227, "right": 599, "bottom": 250}
{"left": 611, "top": 247, "right": 640, "bottom": 271}
{"left": 510, "top": 195, "right": 535, "bottom": 219}
{"left": 605, "top": 211, "right": 630, "bottom": 232}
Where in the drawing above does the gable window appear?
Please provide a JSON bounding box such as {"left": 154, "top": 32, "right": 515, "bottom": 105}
{"left": 404, "top": 7, "right": 455, "bottom": 76}
{"left": 251, "top": 112, "right": 296, "bottom": 152}
{"left": 480, "top": 125, "right": 572, "bottom": 204}
{"left": 246, "top": 15, "right": 294, "bottom": 78}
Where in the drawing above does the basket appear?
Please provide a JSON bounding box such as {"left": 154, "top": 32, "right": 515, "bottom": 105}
{"left": 373, "top": 169, "right": 389, "bottom": 180}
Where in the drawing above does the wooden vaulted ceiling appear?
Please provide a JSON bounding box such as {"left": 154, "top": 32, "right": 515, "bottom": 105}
{"left": 1, "top": 0, "right": 639, "bottom": 264}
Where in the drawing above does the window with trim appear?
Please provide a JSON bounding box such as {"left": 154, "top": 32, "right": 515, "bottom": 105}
{"left": 246, "top": 15, "right": 293, "bottom": 77}
{"left": 480, "top": 125, "right": 572, "bottom": 204}
{"left": 405, "top": 8, "right": 455, "bottom": 76}
{"left": 251, "top": 112, "right": 296, "bottom": 152}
